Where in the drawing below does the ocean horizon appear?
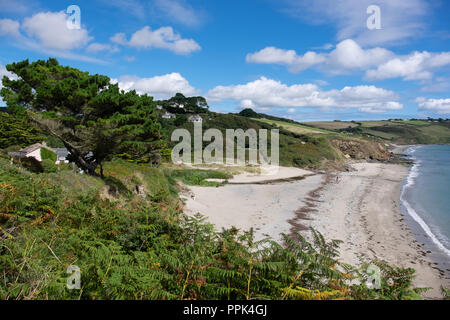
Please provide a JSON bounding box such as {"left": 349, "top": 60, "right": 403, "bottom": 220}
{"left": 402, "top": 145, "right": 450, "bottom": 272}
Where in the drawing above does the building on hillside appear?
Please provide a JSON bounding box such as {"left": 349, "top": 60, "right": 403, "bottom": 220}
{"left": 54, "top": 148, "right": 70, "bottom": 164}
{"left": 188, "top": 115, "right": 202, "bottom": 123}
{"left": 162, "top": 112, "right": 176, "bottom": 119}
{"left": 171, "top": 103, "right": 184, "bottom": 109}
{"left": 156, "top": 105, "right": 163, "bottom": 110}
{"left": 8, "top": 142, "right": 69, "bottom": 164}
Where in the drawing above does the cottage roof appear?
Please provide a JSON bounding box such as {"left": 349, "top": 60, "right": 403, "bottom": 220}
{"left": 188, "top": 115, "right": 202, "bottom": 120}
{"left": 8, "top": 143, "right": 70, "bottom": 160}
{"left": 54, "top": 148, "right": 70, "bottom": 158}
{"left": 20, "top": 143, "right": 44, "bottom": 154}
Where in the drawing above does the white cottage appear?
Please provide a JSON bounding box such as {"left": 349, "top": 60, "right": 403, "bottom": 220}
{"left": 162, "top": 112, "right": 176, "bottom": 119}
{"left": 8, "top": 142, "right": 69, "bottom": 164}
{"left": 188, "top": 115, "right": 202, "bottom": 123}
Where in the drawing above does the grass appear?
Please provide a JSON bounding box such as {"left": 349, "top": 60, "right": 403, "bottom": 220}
{"left": 168, "top": 168, "right": 232, "bottom": 187}
{"left": 391, "top": 120, "right": 430, "bottom": 126}
{"left": 304, "top": 121, "right": 359, "bottom": 131}
{"left": 252, "top": 118, "right": 393, "bottom": 165}
{"left": 301, "top": 119, "right": 450, "bottom": 145}
{"left": 253, "top": 118, "right": 333, "bottom": 134}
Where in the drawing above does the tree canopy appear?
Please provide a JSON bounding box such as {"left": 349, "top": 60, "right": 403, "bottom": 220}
{"left": 239, "top": 108, "right": 259, "bottom": 118}
{"left": 1, "top": 58, "right": 164, "bottom": 176}
{"left": 0, "top": 112, "right": 44, "bottom": 149}
{"left": 158, "top": 92, "right": 209, "bottom": 114}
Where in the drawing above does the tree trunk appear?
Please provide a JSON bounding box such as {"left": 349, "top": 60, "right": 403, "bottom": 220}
{"left": 63, "top": 143, "right": 99, "bottom": 177}
{"left": 29, "top": 114, "right": 100, "bottom": 176}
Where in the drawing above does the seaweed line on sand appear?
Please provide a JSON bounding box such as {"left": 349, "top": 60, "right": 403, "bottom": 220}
{"left": 287, "top": 173, "right": 334, "bottom": 241}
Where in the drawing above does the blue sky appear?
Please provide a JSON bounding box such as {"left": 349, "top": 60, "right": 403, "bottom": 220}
{"left": 1, "top": 0, "right": 450, "bottom": 121}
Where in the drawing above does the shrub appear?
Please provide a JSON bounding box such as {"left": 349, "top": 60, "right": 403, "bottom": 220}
{"left": 40, "top": 147, "right": 57, "bottom": 163}
{"left": 41, "top": 159, "right": 57, "bottom": 173}
{"left": 19, "top": 156, "right": 43, "bottom": 173}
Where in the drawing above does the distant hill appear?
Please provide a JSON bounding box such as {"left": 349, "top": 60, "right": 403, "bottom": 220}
{"left": 238, "top": 108, "right": 297, "bottom": 124}
{"left": 159, "top": 108, "right": 393, "bottom": 170}
{"left": 305, "top": 119, "right": 450, "bottom": 144}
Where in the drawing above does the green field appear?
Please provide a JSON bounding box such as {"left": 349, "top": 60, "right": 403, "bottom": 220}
{"left": 304, "top": 121, "right": 360, "bottom": 131}
{"left": 253, "top": 118, "right": 334, "bottom": 134}
{"left": 302, "top": 119, "right": 450, "bottom": 144}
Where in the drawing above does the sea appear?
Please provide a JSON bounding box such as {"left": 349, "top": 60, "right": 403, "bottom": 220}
{"left": 401, "top": 145, "right": 450, "bottom": 273}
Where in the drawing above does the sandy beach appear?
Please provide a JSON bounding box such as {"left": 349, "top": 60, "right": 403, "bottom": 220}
{"left": 183, "top": 162, "right": 449, "bottom": 299}
{"left": 182, "top": 167, "right": 321, "bottom": 242}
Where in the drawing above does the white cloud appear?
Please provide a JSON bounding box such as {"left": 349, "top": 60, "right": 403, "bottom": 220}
{"left": 0, "top": 63, "right": 18, "bottom": 104}
{"left": 0, "top": 63, "right": 17, "bottom": 87}
{"left": 312, "top": 43, "right": 334, "bottom": 50}
{"left": 282, "top": 0, "right": 429, "bottom": 46}
{"left": 0, "top": 19, "right": 21, "bottom": 37}
{"left": 247, "top": 39, "right": 393, "bottom": 74}
{"left": 246, "top": 47, "right": 325, "bottom": 73}
{"left": 22, "top": 11, "right": 92, "bottom": 51}
{"left": 100, "top": 0, "right": 146, "bottom": 19}
{"left": 246, "top": 39, "right": 450, "bottom": 83}
{"left": 246, "top": 47, "right": 298, "bottom": 65}
{"left": 114, "top": 72, "right": 199, "bottom": 99}
{"left": 0, "top": 0, "right": 36, "bottom": 14}
{"left": 154, "top": 0, "right": 204, "bottom": 27}
{"left": 86, "top": 43, "right": 118, "bottom": 53}
{"left": 0, "top": 11, "right": 112, "bottom": 63}
{"left": 326, "top": 39, "right": 393, "bottom": 71}
{"left": 416, "top": 97, "right": 450, "bottom": 114}
{"left": 101, "top": 0, "right": 205, "bottom": 26}
{"left": 314, "top": 79, "right": 328, "bottom": 86}
{"left": 207, "top": 77, "right": 402, "bottom": 113}
{"left": 420, "top": 78, "right": 450, "bottom": 93}
{"left": 110, "top": 33, "right": 128, "bottom": 45}
{"left": 112, "top": 26, "right": 201, "bottom": 55}
{"left": 365, "top": 51, "right": 450, "bottom": 81}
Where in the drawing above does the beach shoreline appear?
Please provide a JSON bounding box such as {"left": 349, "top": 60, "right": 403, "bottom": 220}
{"left": 303, "top": 161, "right": 449, "bottom": 299}
{"left": 183, "top": 160, "right": 449, "bottom": 299}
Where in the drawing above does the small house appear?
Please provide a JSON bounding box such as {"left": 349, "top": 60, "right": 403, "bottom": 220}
{"left": 8, "top": 142, "right": 70, "bottom": 164}
{"left": 162, "top": 112, "right": 176, "bottom": 119}
{"left": 170, "top": 103, "right": 184, "bottom": 109}
{"left": 54, "top": 148, "right": 70, "bottom": 164}
{"left": 188, "top": 115, "right": 203, "bottom": 123}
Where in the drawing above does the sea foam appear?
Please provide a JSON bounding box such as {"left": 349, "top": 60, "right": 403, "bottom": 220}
{"left": 400, "top": 147, "right": 450, "bottom": 257}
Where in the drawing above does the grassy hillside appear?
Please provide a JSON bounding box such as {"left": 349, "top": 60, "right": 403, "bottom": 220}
{"left": 159, "top": 111, "right": 393, "bottom": 170}
{"left": 306, "top": 121, "right": 360, "bottom": 131}
{"left": 0, "top": 156, "right": 430, "bottom": 300}
{"left": 253, "top": 118, "right": 333, "bottom": 134}
{"left": 305, "top": 119, "right": 450, "bottom": 144}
